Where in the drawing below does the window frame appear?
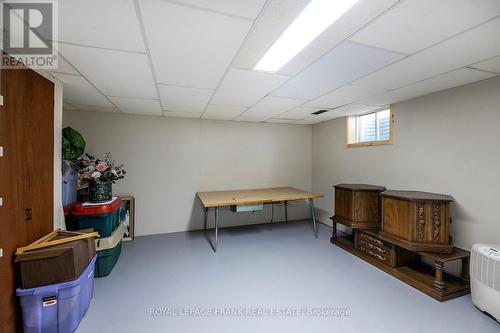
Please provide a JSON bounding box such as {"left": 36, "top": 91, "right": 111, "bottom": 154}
{"left": 345, "top": 105, "right": 394, "bottom": 148}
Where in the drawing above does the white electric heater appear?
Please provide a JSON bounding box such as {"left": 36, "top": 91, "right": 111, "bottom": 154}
{"left": 470, "top": 243, "right": 500, "bottom": 323}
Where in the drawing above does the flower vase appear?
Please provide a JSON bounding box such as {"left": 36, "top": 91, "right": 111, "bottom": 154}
{"left": 88, "top": 181, "right": 112, "bottom": 203}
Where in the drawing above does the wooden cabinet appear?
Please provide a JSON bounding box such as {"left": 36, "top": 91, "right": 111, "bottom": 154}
{"left": 0, "top": 59, "right": 54, "bottom": 332}
{"left": 354, "top": 230, "right": 419, "bottom": 268}
{"left": 379, "top": 191, "right": 454, "bottom": 254}
{"left": 332, "top": 184, "right": 386, "bottom": 236}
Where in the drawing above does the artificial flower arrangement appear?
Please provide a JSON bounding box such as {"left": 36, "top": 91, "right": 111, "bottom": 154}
{"left": 77, "top": 153, "right": 126, "bottom": 203}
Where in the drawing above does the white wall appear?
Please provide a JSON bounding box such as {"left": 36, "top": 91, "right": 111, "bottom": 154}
{"left": 63, "top": 112, "right": 313, "bottom": 236}
{"left": 312, "top": 76, "right": 500, "bottom": 250}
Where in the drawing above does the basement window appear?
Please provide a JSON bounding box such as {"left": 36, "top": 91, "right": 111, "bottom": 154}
{"left": 346, "top": 107, "right": 394, "bottom": 147}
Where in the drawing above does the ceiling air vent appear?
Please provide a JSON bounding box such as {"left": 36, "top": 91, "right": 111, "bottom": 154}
{"left": 312, "top": 109, "right": 329, "bottom": 115}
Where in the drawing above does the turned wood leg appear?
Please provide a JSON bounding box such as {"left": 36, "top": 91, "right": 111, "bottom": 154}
{"left": 461, "top": 257, "right": 470, "bottom": 283}
{"left": 433, "top": 261, "right": 445, "bottom": 292}
{"left": 332, "top": 219, "right": 338, "bottom": 239}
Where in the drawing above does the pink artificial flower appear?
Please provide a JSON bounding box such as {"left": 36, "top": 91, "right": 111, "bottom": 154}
{"left": 82, "top": 171, "right": 92, "bottom": 180}
{"left": 95, "top": 161, "right": 108, "bottom": 172}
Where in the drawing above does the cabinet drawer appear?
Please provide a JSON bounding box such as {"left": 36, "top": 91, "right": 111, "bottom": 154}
{"left": 358, "top": 239, "right": 389, "bottom": 256}
{"left": 358, "top": 245, "right": 390, "bottom": 264}
{"left": 358, "top": 231, "right": 391, "bottom": 249}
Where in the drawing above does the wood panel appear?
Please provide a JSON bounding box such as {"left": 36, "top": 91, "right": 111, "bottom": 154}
{"left": 334, "top": 188, "right": 353, "bottom": 221}
{"left": 0, "top": 59, "right": 54, "bottom": 333}
{"left": 381, "top": 197, "right": 412, "bottom": 240}
{"left": 332, "top": 184, "right": 385, "bottom": 231}
{"left": 380, "top": 191, "right": 453, "bottom": 254}
{"left": 352, "top": 191, "right": 380, "bottom": 223}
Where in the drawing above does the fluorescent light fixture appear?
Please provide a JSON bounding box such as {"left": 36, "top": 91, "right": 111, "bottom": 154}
{"left": 254, "top": 0, "right": 358, "bottom": 72}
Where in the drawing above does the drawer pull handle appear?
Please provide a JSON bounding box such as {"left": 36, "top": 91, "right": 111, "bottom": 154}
{"left": 360, "top": 233, "right": 384, "bottom": 246}
{"left": 360, "top": 247, "right": 387, "bottom": 261}
{"left": 359, "top": 240, "right": 386, "bottom": 254}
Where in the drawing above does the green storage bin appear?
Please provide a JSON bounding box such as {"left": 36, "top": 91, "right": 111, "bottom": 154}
{"left": 68, "top": 198, "right": 122, "bottom": 238}
{"left": 95, "top": 241, "right": 122, "bottom": 278}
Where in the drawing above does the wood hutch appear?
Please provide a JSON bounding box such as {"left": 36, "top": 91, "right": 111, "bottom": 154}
{"left": 331, "top": 184, "right": 386, "bottom": 237}
{"left": 330, "top": 184, "right": 470, "bottom": 302}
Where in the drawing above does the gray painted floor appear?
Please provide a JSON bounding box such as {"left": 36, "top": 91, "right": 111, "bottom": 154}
{"left": 77, "top": 220, "right": 499, "bottom": 333}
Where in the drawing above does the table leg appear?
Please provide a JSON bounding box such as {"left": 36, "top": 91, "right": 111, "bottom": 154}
{"left": 433, "top": 261, "right": 445, "bottom": 292}
{"left": 461, "top": 257, "right": 470, "bottom": 283}
{"left": 284, "top": 201, "right": 288, "bottom": 223}
{"left": 214, "top": 206, "right": 219, "bottom": 253}
{"left": 309, "top": 199, "right": 318, "bottom": 238}
{"left": 204, "top": 207, "right": 208, "bottom": 230}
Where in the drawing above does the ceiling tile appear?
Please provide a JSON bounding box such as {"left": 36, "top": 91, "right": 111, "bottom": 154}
{"left": 293, "top": 118, "right": 324, "bottom": 125}
{"left": 279, "top": 0, "right": 400, "bottom": 75}
{"left": 327, "top": 104, "right": 382, "bottom": 118}
{"left": 63, "top": 102, "right": 79, "bottom": 111}
{"left": 71, "top": 104, "right": 120, "bottom": 113}
{"left": 174, "top": 0, "right": 267, "bottom": 19}
{"left": 297, "top": 105, "right": 381, "bottom": 123}
{"left": 233, "top": 0, "right": 399, "bottom": 74}
{"left": 158, "top": 85, "right": 213, "bottom": 113}
{"left": 244, "top": 96, "right": 306, "bottom": 117}
{"left": 202, "top": 105, "right": 247, "bottom": 120}
{"left": 59, "top": 44, "right": 157, "bottom": 99}
{"left": 277, "top": 106, "right": 322, "bottom": 120}
{"left": 272, "top": 41, "right": 404, "bottom": 100}
{"left": 109, "top": 97, "right": 162, "bottom": 116}
{"left": 304, "top": 84, "right": 387, "bottom": 109}
{"left": 353, "top": 17, "right": 500, "bottom": 90}
{"left": 211, "top": 68, "right": 289, "bottom": 107}
{"left": 233, "top": 115, "right": 268, "bottom": 122}
{"left": 232, "top": 0, "right": 310, "bottom": 69}
{"left": 52, "top": 55, "right": 79, "bottom": 75}
{"left": 360, "top": 68, "right": 497, "bottom": 105}
{"left": 51, "top": 72, "right": 112, "bottom": 107}
{"left": 265, "top": 118, "right": 295, "bottom": 124}
{"left": 164, "top": 111, "right": 202, "bottom": 119}
{"left": 59, "top": 0, "right": 145, "bottom": 51}
{"left": 351, "top": 0, "right": 500, "bottom": 54}
{"left": 470, "top": 55, "right": 500, "bottom": 74}
{"left": 140, "top": 0, "right": 251, "bottom": 89}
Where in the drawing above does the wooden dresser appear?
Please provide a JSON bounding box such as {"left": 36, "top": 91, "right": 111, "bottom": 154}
{"left": 332, "top": 184, "right": 386, "bottom": 237}
{"left": 330, "top": 185, "right": 469, "bottom": 302}
{"left": 379, "top": 191, "right": 454, "bottom": 254}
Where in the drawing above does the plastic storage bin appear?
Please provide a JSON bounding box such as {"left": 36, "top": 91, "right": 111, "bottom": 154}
{"left": 95, "top": 222, "right": 123, "bottom": 277}
{"left": 67, "top": 197, "right": 122, "bottom": 238}
{"left": 95, "top": 241, "right": 122, "bottom": 277}
{"left": 16, "top": 255, "right": 96, "bottom": 333}
{"left": 62, "top": 160, "right": 78, "bottom": 206}
{"left": 95, "top": 222, "right": 124, "bottom": 251}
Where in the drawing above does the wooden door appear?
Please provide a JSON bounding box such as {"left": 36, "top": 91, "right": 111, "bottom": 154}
{"left": 0, "top": 60, "right": 54, "bottom": 333}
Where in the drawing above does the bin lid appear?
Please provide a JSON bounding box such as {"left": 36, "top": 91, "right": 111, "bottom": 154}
{"left": 72, "top": 197, "right": 122, "bottom": 216}
{"left": 63, "top": 202, "right": 78, "bottom": 216}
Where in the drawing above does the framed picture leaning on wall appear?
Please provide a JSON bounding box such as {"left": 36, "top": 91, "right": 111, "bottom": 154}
{"left": 119, "top": 196, "right": 135, "bottom": 241}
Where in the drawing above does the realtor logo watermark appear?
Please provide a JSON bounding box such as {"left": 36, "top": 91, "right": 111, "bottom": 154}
{"left": 149, "top": 306, "right": 352, "bottom": 318}
{"left": 1, "top": 0, "right": 58, "bottom": 69}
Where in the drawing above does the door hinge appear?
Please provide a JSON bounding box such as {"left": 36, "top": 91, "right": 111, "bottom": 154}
{"left": 0, "top": 95, "right": 3, "bottom": 106}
